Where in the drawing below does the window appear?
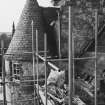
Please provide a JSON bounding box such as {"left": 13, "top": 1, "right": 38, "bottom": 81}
{"left": 102, "top": 69, "right": 105, "bottom": 78}
{"left": 13, "top": 62, "right": 22, "bottom": 82}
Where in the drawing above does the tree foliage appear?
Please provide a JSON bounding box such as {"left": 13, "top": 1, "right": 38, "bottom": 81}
{"left": 0, "top": 33, "right": 11, "bottom": 76}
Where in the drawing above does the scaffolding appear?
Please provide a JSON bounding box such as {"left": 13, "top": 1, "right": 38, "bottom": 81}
{"left": 0, "top": 1, "right": 104, "bottom": 105}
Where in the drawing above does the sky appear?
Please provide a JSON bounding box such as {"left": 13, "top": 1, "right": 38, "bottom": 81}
{"left": 0, "top": 0, "right": 52, "bottom": 32}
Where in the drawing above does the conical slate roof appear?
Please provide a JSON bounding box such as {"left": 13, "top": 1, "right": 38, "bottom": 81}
{"left": 5, "top": 0, "right": 45, "bottom": 61}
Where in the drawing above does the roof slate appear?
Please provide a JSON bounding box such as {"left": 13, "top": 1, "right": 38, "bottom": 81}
{"left": 5, "top": 0, "right": 45, "bottom": 61}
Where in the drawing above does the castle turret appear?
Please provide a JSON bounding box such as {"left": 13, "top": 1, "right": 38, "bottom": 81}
{"left": 5, "top": 0, "right": 45, "bottom": 61}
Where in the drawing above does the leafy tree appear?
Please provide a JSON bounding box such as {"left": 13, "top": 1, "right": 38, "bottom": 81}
{"left": 0, "top": 33, "right": 11, "bottom": 76}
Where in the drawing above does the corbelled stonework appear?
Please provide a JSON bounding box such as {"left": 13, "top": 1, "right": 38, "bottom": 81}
{"left": 5, "top": 0, "right": 45, "bottom": 61}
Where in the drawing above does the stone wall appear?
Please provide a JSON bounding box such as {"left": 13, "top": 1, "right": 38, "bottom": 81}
{"left": 5, "top": 60, "right": 48, "bottom": 105}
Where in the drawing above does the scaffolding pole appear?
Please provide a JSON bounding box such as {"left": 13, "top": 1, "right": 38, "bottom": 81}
{"left": 36, "top": 29, "right": 39, "bottom": 96}
{"left": 94, "top": 9, "right": 98, "bottom": 105}
{"left": 31, "top": 20, "right": 36, "bottom": 105}
{"left": 44, "top": 33, "right": 47, "bottom": 105}
{"left": 68, "top": 4, "right": 73, "bottom": 105}
{"left": 12, "top": 62, "right": 15, "bottom": 105}
{"left": 58, "top": 10, "right": 61, "bottom": 59}
{"left": 1, "top": 39, "right": 7, "bottom": 105}
{"left": 72, "top": 31, "right": 75, "bottom": 95}
{"left": 37, "top": 54, "right": 60, "bottom": 71}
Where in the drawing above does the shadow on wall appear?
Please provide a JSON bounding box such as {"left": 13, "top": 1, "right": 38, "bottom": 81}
{"left": 42, "top": 7, "right": 59, "bottom": 57}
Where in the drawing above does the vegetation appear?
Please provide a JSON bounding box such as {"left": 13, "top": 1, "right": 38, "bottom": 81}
{"left": 0, "top": 33, "right": 11, "bottom": 76}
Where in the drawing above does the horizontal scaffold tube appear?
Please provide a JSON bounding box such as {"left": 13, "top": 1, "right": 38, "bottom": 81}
{"left": 37, "top": 54, "right": 60, "bottom": 71}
